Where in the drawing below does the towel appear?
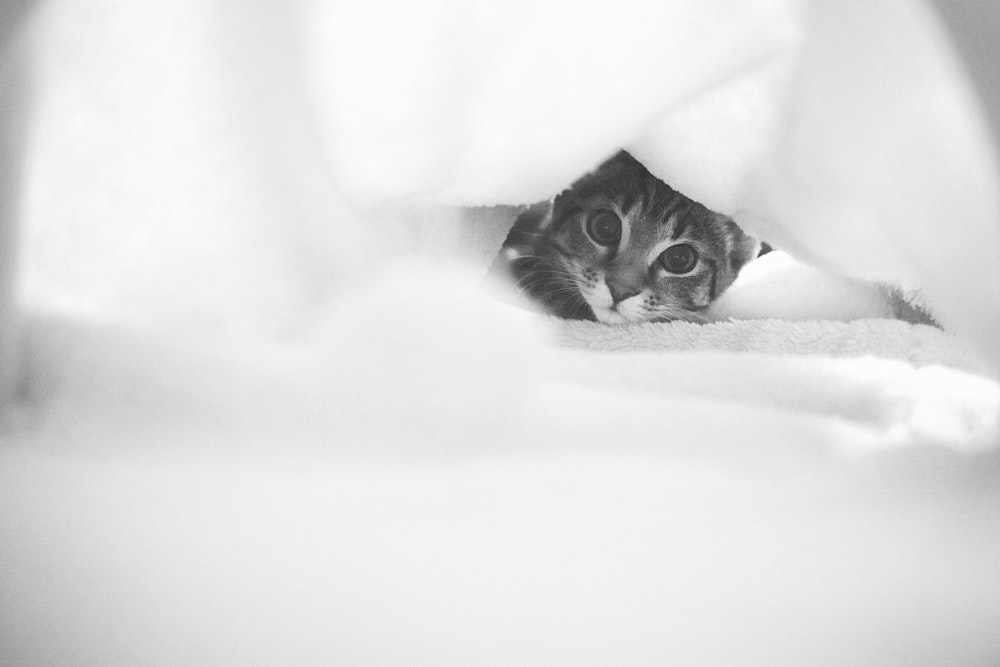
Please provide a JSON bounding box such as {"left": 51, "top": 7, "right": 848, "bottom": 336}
{"left": 549, "top": 319, "right": 998, "bottom": 449}
{"left": 2, "top": 0, "right": 1000, "bottom": 663}
{"left": 13, "top": 0, "right": 1000, "bottom": 368}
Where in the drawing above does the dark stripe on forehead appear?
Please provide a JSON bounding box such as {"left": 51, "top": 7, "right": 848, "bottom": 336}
{"left": 653, "top": 187, "right": 684, "bottom": 217}
{"left": 636, "top": 177, "right": 661, "bottom": 214}
{"left": 670, "top": 204, "right": 695, "bottom": 239}
{"left": 619, "top": 183, "right": 645, "bottom": 213}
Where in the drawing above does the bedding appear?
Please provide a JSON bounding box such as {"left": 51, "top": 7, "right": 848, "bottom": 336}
{"left": 1, "top": 0, "right": 999, "bottom": 664}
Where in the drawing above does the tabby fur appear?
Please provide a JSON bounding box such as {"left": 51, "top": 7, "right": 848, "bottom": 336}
{"left": 494, "top": 151, "right": 759, "bottom": 324}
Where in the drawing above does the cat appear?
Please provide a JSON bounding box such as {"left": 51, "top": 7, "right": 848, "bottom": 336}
{"left": 492, "top": 150, "right": 760, "bottom": 324}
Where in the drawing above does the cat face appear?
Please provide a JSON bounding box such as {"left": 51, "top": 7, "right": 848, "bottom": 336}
{"left": 502, "top": 151, "right": 759, "bottom": 323}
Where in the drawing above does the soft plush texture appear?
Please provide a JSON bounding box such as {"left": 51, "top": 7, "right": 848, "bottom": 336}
{"left": 2, "top": 0, "right": 1000, "bottom": 664}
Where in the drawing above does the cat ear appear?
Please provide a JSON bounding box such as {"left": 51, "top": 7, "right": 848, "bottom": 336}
{"left": 726, "top": 221, "right": 761, "bottom": 275}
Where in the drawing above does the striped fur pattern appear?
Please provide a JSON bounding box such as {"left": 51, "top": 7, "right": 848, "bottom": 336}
{"left": 495, "top": 151, "right": 759, "bottom": 323}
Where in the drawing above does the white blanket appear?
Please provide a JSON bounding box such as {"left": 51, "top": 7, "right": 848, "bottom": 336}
{"left": 552, "top": 319, "right": 997, "bottom": 448}
{"left": 2, "top": 0, "right": 1000, "bottom": 664}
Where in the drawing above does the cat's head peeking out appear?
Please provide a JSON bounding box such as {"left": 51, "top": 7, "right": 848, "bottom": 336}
{"left": 495, "top": 150, "right": 760, "bottom": 324}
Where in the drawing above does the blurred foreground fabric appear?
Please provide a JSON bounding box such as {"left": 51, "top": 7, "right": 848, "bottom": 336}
{"left": 2, "top": 0, "right": 999, "bottom": 664}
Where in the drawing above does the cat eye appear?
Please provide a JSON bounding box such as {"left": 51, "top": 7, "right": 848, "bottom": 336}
{"left": 585, "top": 210, "right": 622, "bottom": 246}
{"left": 658, "top": 244, "right": 698, "bottom": 274}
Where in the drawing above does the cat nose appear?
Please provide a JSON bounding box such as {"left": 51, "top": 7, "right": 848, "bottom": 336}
{"left": 607, "top": 278, "right": 641, "bottom": 304}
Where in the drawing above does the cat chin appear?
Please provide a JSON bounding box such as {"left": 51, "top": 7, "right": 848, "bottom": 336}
{"left": 591, "top": 308, "right": 630, "bottom": 325}
{"left": 590, "top": 304, "right": 654, "bottom": 325}
{"left": 587, "top": 289, "right": 639, "bottom": 325}
{"left": 592, "top": 301, "right": 709, "bottom": 325}
{"left": 590, "top": 295, "right": 657, "bottom": 325}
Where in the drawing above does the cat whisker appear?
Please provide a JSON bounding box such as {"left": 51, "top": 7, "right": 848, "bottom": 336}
{"left": 515, "top": 282, "right": 579, "bottom": 302}
{"left": 495, "top": 150, "right": 754, "bottom": 324}
{"left": 511, "top": 271, "right": 570, "bottom": 291}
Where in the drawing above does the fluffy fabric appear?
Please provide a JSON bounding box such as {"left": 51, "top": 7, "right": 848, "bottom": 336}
{"left": 15, "top": 0, "right": 1000, "bottom": 364}
{"left": 555, "top": 317, "right": 982, "bottom": 374}
{"left": 550, "top": 320, "right": 997, "bottom": 449}
{"left": 4, "top": 267, "right": 1000, "bottom": 664}
{"left": 2, "top": 0, "right": 1000, "bottom": 664}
